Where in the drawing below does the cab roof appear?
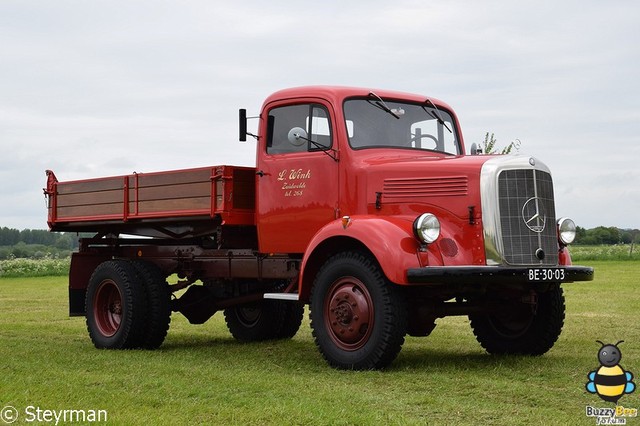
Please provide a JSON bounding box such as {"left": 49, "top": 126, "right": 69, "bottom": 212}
{"left": 263, "top": 85, "right": 454, "bottom": 112}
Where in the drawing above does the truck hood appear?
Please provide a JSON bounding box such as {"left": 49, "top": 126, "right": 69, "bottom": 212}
{"left": 355, "top": 152, "right": 495, "bottom": 220}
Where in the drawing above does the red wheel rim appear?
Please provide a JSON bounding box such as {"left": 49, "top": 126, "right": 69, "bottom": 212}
{"left": 93, "top": 279, "right": 123, "bottom": 337}
{"left": 236, "top": 305, "right": 261, "bottom": 327}
{"left": 324, "top": 276, "right": 374, "bottom": 351}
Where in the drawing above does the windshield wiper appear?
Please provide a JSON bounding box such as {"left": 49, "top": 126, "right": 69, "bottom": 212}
{"left": 290, "top": 130, "right": 339, "bottom": 162}
{"left": 423, "top": 99, "right": 452, "bottom": 134}
{"left": 368, "top": 92, "right": 400, "bottom": 119}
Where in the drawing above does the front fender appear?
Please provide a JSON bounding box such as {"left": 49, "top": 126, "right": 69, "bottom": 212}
{"left": 298, "top": 215, "right": 428, "bottom": 300}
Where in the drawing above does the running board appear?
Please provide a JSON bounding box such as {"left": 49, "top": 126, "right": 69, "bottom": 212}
{"left": 263, "top": 293, "right": 300, "bottom": 301}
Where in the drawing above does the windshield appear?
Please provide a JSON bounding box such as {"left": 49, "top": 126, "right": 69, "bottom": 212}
{"left": 343, "top": 98, "right": 460, "bottom": 155}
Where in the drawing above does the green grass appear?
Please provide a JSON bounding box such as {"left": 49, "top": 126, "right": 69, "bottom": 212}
{"left": 1, "top": 261, "right": 638, "bottom": 425}
{"left": 0, "top": 244, "right": 634, "bottom": 279}
{"left": 571, "top": 244, "right": 639, "bottom": 261}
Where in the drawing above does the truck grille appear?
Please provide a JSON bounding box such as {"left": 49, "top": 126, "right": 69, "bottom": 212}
{"left": 497, "top": 169, "right": 558, "bottom": 265}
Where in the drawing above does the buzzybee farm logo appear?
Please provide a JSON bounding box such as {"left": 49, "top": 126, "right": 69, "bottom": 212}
{"left": 585, "top": 340, "right": 637, "bottom": 424}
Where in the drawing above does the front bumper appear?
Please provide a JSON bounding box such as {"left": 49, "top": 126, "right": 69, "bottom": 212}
{"left": 406, "top": 265, "right": 594, "bottom": 285}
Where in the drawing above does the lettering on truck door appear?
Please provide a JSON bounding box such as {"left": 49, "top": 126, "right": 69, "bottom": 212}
{"left": 256, "top": 102, "right": 339, "bottom": 253}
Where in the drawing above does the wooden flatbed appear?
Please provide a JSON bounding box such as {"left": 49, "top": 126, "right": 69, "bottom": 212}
{"left": 45, "top": 165, "right": 256, "bottom": 237}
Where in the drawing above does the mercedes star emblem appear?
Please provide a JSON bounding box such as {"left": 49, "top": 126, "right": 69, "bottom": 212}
{"left": 522, "top": 197, "right": 546, "bottom": 233}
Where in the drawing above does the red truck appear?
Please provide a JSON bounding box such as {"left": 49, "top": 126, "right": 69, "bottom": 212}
{"left": 45, "top": 86, "right": 593, "bottom": 370}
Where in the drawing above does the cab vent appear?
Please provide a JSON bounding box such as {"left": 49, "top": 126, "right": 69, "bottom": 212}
{"left": 383, "top": 176, "right": 468, "bottom": 198}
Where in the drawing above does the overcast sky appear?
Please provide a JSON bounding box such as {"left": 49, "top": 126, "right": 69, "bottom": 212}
{"left": 1, "top": 0, "right": 638, "bottom": 231}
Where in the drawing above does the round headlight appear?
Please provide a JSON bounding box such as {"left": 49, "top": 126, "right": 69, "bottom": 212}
{"left": 414, "top": 213, "right": 440, "bottom": 244}
{"left": 557, "top": 217, "right": 576, "bottom": 245}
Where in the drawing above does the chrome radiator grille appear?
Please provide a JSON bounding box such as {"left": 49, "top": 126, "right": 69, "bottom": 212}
{"left": 497, "top": 169, "right": 558, "bottom": 265}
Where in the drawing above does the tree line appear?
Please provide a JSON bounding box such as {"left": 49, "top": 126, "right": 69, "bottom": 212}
{"left": 575, "top": 226, "right": 639, "bottom": 245}
{"left": 0, "top": 227, "right": 79, "bottom": 249}
{"left": 0, "top": 225, "right": 637, "bottom": 259}
{"left": 0, "top": 227, "right": 83, "bottom": 260}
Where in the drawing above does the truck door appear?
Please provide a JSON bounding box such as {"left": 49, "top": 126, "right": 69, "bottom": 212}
{"left": 256, "top": 102, "right": 339, "bottom": 254}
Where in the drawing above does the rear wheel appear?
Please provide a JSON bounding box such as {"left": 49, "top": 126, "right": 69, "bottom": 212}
{"left": 86, "top": 260, "right": 147, "bottom": 349}
{"left": 131, "top": 261, "right": 171, "bottom": 349}
{"left": 224, "top": 300, "right": 288, "bottom": 342}
{"left": 469, "top": 285, "right": 565, "bottom": 355}
{"left": 276, "top": 302, "right": 304, "bottom": 339}
{"left": 309, "top": 251, "right": 407, "bottom": 370}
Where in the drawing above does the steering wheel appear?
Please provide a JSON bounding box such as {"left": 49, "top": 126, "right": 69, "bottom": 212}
{"left": 408, "top": 133, "right": 439, "bottom": 148}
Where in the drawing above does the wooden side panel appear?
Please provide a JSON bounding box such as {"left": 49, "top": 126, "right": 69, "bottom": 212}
{"left": 48, "top": 165, "right": 257, "bottom": 230}
{"left": 54, "top": 176, "right": 125, "bottom": 221}
{"left": 128, "top": 169, "right": 213, "bottom": 216}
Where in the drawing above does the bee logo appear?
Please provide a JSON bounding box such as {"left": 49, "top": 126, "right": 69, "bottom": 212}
{"left": 586, "top": 340, "right": 636, "bottom": 403}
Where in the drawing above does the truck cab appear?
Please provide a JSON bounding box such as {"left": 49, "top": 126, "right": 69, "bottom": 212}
{"left": 45, "top": 85, "right": 593, "bottom": 370}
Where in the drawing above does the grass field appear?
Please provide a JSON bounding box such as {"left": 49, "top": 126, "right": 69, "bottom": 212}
{"left": 1, "top": 244, "right": 637, "bottom": 279}
{"left": 1, "top": 261, "right": 638, "bottom": 425}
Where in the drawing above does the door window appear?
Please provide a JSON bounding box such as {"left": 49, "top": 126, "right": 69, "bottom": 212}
{"left": 267, "top": 104, "right": 332, "bottom": 154}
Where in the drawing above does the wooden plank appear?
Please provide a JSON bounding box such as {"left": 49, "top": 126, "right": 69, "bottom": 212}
{"left": 133, "top": 182, "right": 210, "bottom": 202}
{"left": 56, "top": 178, "right": 123, "bottom": 195}
{"left": 134, "top": 197, "right": 211, "bottom": 214}
{"left": 56, "top": 203, "right": 123, "bottom": 219}
{"left": 56, "top": 189, "right": 123, "bottom": 207}
{"left": 135, "top": 168, "right": 213, "bottom": 188}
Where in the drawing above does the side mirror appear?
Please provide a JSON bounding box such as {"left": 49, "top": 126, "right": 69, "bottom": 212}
{"left": 239, "top": 109, "right": 247, "bottom": 142}
{"left": 287, "top": 127, "right": 307, "bottom": 146}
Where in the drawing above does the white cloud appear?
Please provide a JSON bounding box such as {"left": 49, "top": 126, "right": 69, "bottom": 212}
{"left": 0, "top": 0, "right": 638, "bottom": 230}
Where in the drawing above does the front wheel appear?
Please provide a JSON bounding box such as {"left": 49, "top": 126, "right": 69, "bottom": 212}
{"left": 309, "top": 251, "right": 407, "bottom": 370}
{"left": 469, "top": 285, "right": 565, "bottom": 355}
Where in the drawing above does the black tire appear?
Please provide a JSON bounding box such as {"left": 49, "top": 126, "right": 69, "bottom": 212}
{"left": 224, "top": 300, "right": 288, "bottom": 342}
{"left": 85, "top": 260, "right": 147, "bottom": 349}
{"left": 309, "top": 251, "right": 407, "bottom": 370}
{"left": 130, "top": 261, "right": 171, "bottom": 349}
{"left": 276, "top": 302, "right": 304, "bottom": 339}
{"left": 469, "top": 285, "right": 565, "bottom": 355}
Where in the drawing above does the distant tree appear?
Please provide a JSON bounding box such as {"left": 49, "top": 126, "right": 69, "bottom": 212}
{"left": 0, "top": 227, "right": 20, "bottom": 245}
{"left": 597, "top": 227, "right": 621, "bottom": 244}
{"left": 54, "top": 233, "right": 74, "bottom": 250}
{"left": 575, "top": 226, "right": 587, "bottom": 242}
{"left": 11, "top": 242, "right": 29, "bottom": 258}
{"left": 575, "top": 226, "right": 622, "bottom": 245}
{"left": 480, "top": 132, "right": 521, "bottom": 155}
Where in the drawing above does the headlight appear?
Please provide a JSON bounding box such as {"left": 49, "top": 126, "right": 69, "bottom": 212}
{"left": 413, "top": 213, "right": 440, "bottom": 244}
{"left": 557, "top": 217, "right": 576, "bottom": 245}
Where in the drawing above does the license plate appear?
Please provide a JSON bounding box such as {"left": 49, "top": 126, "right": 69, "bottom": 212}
{"left": 528, "top": 268, "right": 566, "bottom": 281}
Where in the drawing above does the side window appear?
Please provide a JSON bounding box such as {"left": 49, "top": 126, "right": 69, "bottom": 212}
{"left": 267, "top": 104, "right": 332, "bottom": 154}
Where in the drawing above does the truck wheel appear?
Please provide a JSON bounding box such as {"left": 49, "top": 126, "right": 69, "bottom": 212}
{"left": 86, "top": 260, "right": 147, "bottom": 349}
{"left": 276, "top": 302, "right": 304, "bottom": 339}
{"left": 131, "top": 261, "right": 171, "bottom": 349}
{"left": 224, "top": 300, "right": 287, "bottom": 341}
{"left": 309, "top": 251, "right": 407, "bottom": 370}
{"left": 469, "top": 285, "right": 565, "bottom": 355}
